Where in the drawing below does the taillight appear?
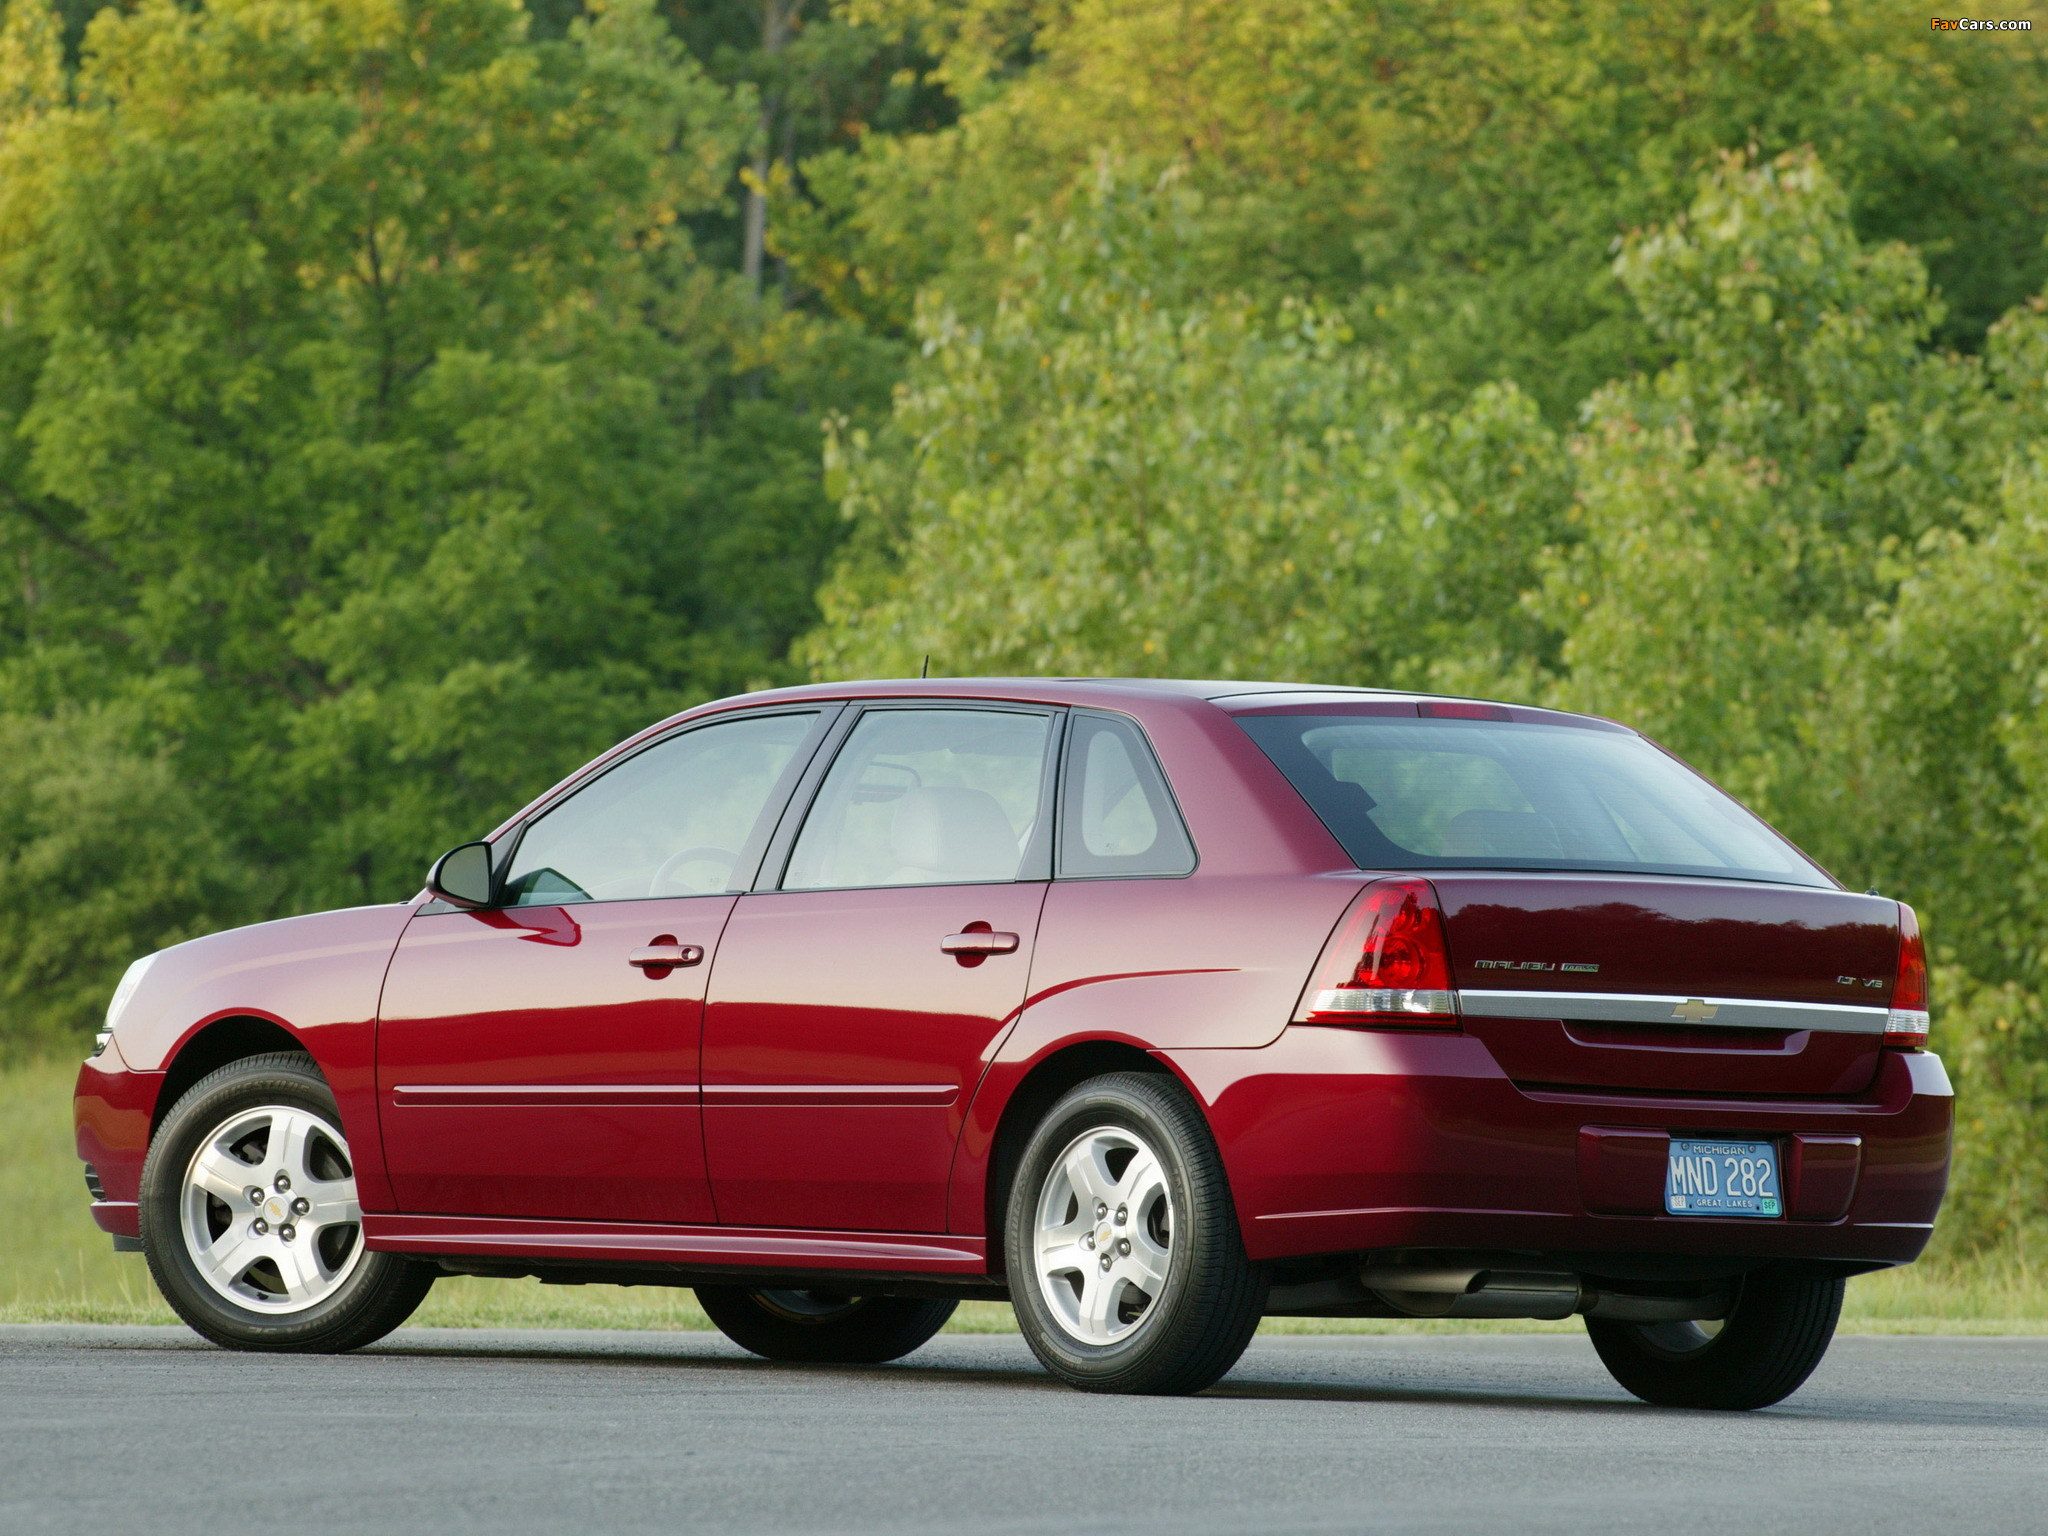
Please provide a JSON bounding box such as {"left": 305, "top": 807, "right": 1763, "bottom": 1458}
{"left": 1885, "top": 902, "right": 1929, "bottom": 1050}
{"left": 1294, "top": 878, "right": 1458, "bottom": 1027}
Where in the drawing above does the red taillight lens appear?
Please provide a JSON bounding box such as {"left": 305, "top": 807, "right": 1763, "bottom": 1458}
{"left": 1294, "top": 879, "right": 1458, "bottom": 1027}
{"left": 1885, "top": 903, "right": 1929, "bottom": 1050}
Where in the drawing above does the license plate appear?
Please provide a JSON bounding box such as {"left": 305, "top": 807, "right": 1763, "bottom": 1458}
{"left": 1665, "top": 1138, "right": 1782, "bottom": 1218}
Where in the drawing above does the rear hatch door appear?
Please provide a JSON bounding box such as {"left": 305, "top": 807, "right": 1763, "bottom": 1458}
{"left": 1435, "top": 873, "right": 1899, "bottom": 1096}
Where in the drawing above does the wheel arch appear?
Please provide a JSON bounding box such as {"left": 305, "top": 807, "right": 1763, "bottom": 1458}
{"left": 976, "top": 1039, "right": 1192, "bottom": 1284}
{"left": 153, "top": 1014, "right": 314, "bottom": 1133}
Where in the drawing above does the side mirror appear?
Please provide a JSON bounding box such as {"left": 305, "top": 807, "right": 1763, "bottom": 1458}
{"left": 426, "top": 840, "right": 495, "bottom": 909}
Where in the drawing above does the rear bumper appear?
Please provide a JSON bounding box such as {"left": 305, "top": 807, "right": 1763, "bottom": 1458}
{"left": 1165, "top": 1029, "right": 1952, "bottom": 1269}
{"left": 75, "top": 1052, "right": 163, "bottom": 1243}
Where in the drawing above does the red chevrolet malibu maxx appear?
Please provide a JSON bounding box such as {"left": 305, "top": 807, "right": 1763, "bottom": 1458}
{"left": 75, "top": 679, "right": 1950, "bottom": 1404}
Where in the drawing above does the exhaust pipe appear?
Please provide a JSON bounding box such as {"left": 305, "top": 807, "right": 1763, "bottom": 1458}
{"left": 1359, "top": 1263, "right": 1730, "bottom": 1323}
{"left": 1361, "top": 1263, "right": 1581, "bottom": 1320}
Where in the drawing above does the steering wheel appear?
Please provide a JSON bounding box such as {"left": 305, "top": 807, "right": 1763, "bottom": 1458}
{"left": 650, "top": 845, "right": 741, "bottom": 897}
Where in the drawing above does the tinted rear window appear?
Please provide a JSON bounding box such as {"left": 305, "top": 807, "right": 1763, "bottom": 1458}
{"left": 1237, "top": 714, "right": 1831, "bottom": 888}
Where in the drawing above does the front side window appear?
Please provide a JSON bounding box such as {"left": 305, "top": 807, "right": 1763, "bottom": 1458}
{"left": 783, "top": 708, "right": 1054, "bottom": 890}
{"left": 1058, "top": 713, "right": 1196, "bottom": 878}
{"left": 1237, "top": 713, "right": 1830, "bottom": 888}
{"left": 501, "top": 711, "right": 819, "bottom": 906}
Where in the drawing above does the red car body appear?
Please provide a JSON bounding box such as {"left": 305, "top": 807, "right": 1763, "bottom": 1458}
{"left": 76, "top": 679, "right": 1952, "bottom": 1310}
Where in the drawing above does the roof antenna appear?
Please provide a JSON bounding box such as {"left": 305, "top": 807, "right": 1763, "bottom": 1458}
{"left": 920, "top": 653, "right": 931, "bottom": 679}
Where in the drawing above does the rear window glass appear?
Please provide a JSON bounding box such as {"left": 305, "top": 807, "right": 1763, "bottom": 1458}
{"left": 1237, "top": 714, "right": 1830, "bottom": 888}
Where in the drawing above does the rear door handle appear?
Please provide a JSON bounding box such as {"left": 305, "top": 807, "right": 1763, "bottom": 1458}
{"left": 629, "top": 937, "right": 704, "bottom": 972}
{"left": 941, "top": 929, "right": 1020, "bottom": 957}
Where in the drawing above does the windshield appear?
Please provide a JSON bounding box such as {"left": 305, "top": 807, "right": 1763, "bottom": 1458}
{"left": 1237, "top": 713, "right": 1832, "bottom": 889}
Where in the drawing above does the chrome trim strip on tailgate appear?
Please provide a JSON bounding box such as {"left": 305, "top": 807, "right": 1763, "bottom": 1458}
{"left": 1458, "top": 989, "right": 1891, "bottom": 1036}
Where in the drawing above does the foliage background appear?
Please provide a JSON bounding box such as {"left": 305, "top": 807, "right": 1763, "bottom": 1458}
{"left": 0, "top": 0, "right": 2043, "bottom": 1265}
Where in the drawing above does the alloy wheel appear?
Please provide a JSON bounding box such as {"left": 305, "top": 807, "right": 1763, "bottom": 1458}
{"left": 179, "top": 1103, "right": 364, "bottom": 1315}
{"left": 1032, "top": 1125, "right": 1174, "bottom": 1345}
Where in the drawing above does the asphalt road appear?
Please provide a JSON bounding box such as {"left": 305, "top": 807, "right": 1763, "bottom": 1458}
{"left": 2, "top": 1326, "right": 2044, "bottom": 1534}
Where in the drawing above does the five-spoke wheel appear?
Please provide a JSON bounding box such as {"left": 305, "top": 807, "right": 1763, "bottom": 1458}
{"left": 1007, "top": 1072, "right": 1265, "bottom": 1394}
{"left": 180, "top": 1104, "right": 365, "bottom": 1314}
{"left": 140, "top": 1052, "right": 434, "bottom": 1351}
{"left": 1032, "top": 1126, "right": 1174, "bottom": 1345}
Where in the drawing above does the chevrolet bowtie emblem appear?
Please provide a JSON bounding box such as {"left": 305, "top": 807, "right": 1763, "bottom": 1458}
{"left": 1671, "top": 998, "right": 1718, "bottom": 1023}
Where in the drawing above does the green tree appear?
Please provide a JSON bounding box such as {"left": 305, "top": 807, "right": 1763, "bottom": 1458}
{"left": 803, "top": 169, "right": 1569, "bottom": 684}
{"left": 0, "top": 0, "right": 760, "bottom": 1044}
{"left": 1858, "top": 447, "right": 2048, "bottom": 1251}
{"left": 0, "top": 702, "right": 242, "bottom": 1036}
{"left": 786, "top": 0, "right": 2048, "bottom": 415}
{"left": 1537, "top": 151, "right": 2042, "bottom": 958}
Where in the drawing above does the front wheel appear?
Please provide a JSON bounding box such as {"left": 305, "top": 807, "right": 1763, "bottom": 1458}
{"left": 694, "top": 1287, "right": 956, "bottom": 1364}
{"left": 139, "top": 1052, "right": 434, "bottom": 1352}
{"left": 1006, "top": 1071, "right": 1266, "bottom": 1394}
{"left": 1585, "top": 1268, "right": 1845, "bottom": 1409}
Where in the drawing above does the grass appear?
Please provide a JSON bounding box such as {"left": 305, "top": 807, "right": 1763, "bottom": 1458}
{"left": 7, "top": 1053, "right": 2043, "bottom": 1334}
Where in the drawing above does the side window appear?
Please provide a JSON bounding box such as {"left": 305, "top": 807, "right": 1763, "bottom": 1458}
{"left": 1057, "top": 713, "right": 1196, "bottom": 878}
{"left": 783, "top": 708, "right": 1053, "bottom": 890}
{"left": 501, "top": 711, "right": 819, "bottom": 906}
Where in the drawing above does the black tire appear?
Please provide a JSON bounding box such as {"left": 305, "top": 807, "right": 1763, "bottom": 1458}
{"left": 695, "top": 1286, "right": 956, "bottom": 1364}
{"left": 1585, "top": 1268, "right": 1844, "bottom": 1409}
{"left": 1005, "top": 1071, "right": 1266, "bottom": 1395}
{"left": 139, "top": 1051, "right": 435, "bottom": 1353}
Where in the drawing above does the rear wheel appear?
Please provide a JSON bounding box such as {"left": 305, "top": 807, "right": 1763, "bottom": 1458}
{"left": 139, "top": 1052, "right": 434, "bottom": 1352}
{"left": 694, "top": 1286, "right": 956, "bottom": 1364}
{"left": 1585, "top": 1268, "right": 1844, "bottom": 1409}
{"left": 1006, "top": 1071, "right": 1266, "bottom": 1394}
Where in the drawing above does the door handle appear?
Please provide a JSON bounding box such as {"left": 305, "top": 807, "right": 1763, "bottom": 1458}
{"left": 629, "top": 937, "right": 704, "bottom": 972}
{"left": 940, "top": 929, "right": 1020, "bottom": 957}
